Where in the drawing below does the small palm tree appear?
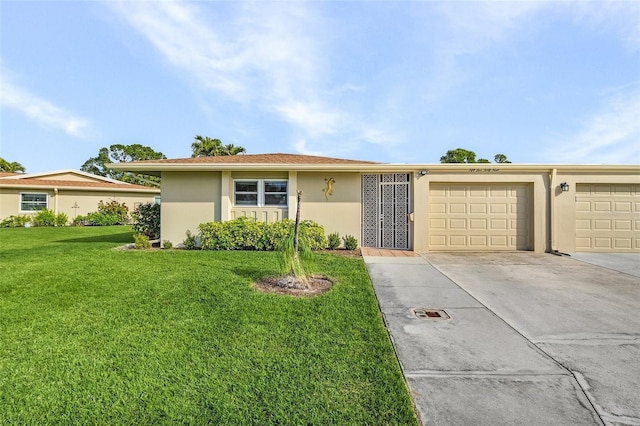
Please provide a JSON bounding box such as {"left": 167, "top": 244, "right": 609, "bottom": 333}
{"left": 0, "top": 157, "right": 26, "bottom": 173}
{"left": 191, "top": 135, "right": 246, "bottom": 157}
{"left": 277, "top": 190, "right": 313, "bottom": 288}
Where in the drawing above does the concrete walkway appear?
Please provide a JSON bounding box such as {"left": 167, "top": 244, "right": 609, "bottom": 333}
{"left": 364, "top": 253, "right": 606, "bottom": 425}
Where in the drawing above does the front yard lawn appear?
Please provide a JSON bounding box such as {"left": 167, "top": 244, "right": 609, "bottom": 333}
{"left": 0, "top": 226, "right": 417, "bottom": 424}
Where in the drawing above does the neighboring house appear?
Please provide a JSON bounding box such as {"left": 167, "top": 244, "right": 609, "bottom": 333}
{"left": 110, "top": 153, "right": 640, "bottom": 253}
{"left": 0, "top": 170, "right": 160, "bottom": 223}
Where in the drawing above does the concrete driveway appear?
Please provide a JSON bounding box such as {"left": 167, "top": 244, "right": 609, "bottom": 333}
{"left": 364, "top": 252, "right": 640, "bottom": 426}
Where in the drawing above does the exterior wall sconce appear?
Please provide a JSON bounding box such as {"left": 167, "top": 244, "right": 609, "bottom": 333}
{"left": 419, "top": 170, "right": 429, "bottom": 176}
{"left": 560, "top": 182, "right": 570, "bottom": 192}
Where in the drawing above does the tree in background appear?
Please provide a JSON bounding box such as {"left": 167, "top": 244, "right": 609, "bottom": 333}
{"left": 191, "top": 135, "right": 246, "bottom": 157}
{"left": 494, "top": 153, "right": 511, "bottom": 163}
{"left": 440, "top": 148, "right": 477, "bottom": 163}
{"left": 81, "top": 144, "right": 165, "bottom": 187}
{"left": 0, "top": 157, "right": 26, "bottom": 173}
{"left": 440, "top": 148, "right": 510, "bottom": 164}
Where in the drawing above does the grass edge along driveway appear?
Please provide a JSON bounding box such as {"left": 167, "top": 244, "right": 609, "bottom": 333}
{"left": 0, "top": 226, "right": 418, "bottom": 425}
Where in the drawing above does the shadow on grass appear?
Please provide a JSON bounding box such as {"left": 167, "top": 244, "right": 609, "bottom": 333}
{"left": 233, "top": 266, "right": 275, "bottom": 282}
{"left": 57, "top": 232, "right": 133, "bottom": 244}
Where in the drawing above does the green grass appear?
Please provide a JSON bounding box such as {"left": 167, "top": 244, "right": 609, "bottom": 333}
{"left": 0, "top": 226, "right": 417, "bottom": 425}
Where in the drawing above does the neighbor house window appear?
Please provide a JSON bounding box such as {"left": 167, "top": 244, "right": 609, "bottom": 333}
{"left": 234, "top": 180, "right": 288, "bottom": 207}
{"left": 20, "top": 193, "right": 48, "bottom": 211}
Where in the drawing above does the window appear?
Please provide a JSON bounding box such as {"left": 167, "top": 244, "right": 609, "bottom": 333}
{"left": 264, "top": 181, "right": 288, "bottom": 206}
{"left": 235, "top": 181, "right": 259, "bottom": 206}
{"left": 234, "top": 180, "right": 288, "bottom": 207}
{"left": 20, "top": 193, "right": 48, "bottom": 211}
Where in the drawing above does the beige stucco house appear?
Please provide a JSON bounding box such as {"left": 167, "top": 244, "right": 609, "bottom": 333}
{"left": 110, "top": 153, "right": 640, "bottom": 253}
{"left": 0, "top": 170, "right": 160, "bottom": 224}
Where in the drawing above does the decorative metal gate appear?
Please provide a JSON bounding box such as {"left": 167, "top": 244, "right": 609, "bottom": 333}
{"left": 361, "top": 173, "right": 410, "bottom": 249}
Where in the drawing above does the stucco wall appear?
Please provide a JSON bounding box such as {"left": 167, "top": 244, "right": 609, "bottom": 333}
{"left": 160, "top": 171, "right": 221, "bottom": 246}
{"left": 297, "top": 172, "right": 362, "bottom": 244}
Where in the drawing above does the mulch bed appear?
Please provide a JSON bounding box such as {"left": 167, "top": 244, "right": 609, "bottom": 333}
{"left": 253, "top": 274, "right": 334, "bottom": 297}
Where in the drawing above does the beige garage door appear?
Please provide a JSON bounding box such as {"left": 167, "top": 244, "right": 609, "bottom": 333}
{"left": 575, "top": 184, "right": 640, "bottom": 252}
{"left": 429, "top": 183, "right": 531, "bottom": 251}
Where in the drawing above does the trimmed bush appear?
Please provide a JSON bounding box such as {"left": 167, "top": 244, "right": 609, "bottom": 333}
{"left": 86, "top": 212, "right": 120, "bottom": 226}
{"left": 33, "top": 210, "right": 56, "bottom": 227}
{"left": 327, "top": 232, "right": 341, "bottom": 250}
{"left": 162, "top": 240, "right": 173, "bottom": 249}
{"left": 342, "top": 234, "right": 358, "bottom": 251}
{"left": 198, "top": 218, "right": 327, "bottom": 251}
{"left": 0, "top": 215, "right": 32, "bottom": 228}
{"left": 55, "top": 213, "right": 69, "bottom": 227}
{"left": 183, "top": 230, "right": 198, "bottom": 250}
{"left": 133, "top": 234, "right": 151, "bottom": 249}
{"left": 97, "top": 200, "right": 129, "bottom": 225}
{"left": 131, "top": 203, "right": 160, "bottom": 239}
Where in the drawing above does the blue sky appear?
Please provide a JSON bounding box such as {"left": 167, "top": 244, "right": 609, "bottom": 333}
{"left": 1, "top": 1, "right": 639, "bottom": 173}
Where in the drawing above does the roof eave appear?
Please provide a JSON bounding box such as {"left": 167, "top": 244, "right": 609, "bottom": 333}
{"left": 108, "top": 162, "right": 640, "bottom": 174}
{"left": 0, "top": 183, "right": 160, "bottom": 193}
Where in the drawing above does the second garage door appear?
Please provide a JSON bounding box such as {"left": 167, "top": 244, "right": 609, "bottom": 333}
{"left": 429, "top": 183, "right": 531, "bottom": 251}
{"left": 575, "top": 184, "right": 640, "bottom": 252}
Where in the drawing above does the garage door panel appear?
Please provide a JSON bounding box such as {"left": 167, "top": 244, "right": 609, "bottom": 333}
{"left": 470, "top": 219, "right": 487, "bottom": 229}
{"left": 470, "top": 187, "right": 488, "bottom": 197}
{"left": 429, "top": 183, "right": 530, "bottom": 251}
{"left": 576, "top": 219, "right": 590, "bottom": 230}
{"left": 575, "top": 184, "right": 640, "bottom": 252}
{"left": 470, "top": 235, "right": 488, "bottom": 246}
{"left": 430, "top": 218, "right": 446, "bottom": 229}
{"left": 490, "top": 219, "right": 508, "bottom": 230}
{"left": 615, "top": 202, "right": 632, "bottom": 212}
{"left": 614, "top": 220, "right": 632, "bottom": 230}
{"left": 614, "top": 239, "right": 632, "bottom": 249}
{"left": 449, "top": 219, "right": 467, "bottom": 229}
{"left": 470, "top": 204, "right": 487, "bottom": 214}
{"left": 450, "top": 203, "right": 466, "bottom": 214}
{"left": 490, "top": 204, "right": 507, "bottom": 214}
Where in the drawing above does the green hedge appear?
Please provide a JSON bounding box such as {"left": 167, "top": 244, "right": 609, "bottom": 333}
{"left": 197, "top": 217, "right": 327, "bottom": 251}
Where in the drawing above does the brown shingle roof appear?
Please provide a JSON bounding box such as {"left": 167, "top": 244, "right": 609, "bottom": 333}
{"left": 129, "top": 153, "right": 379, "bottom": 165}
{"left": 0, "top": 177, "right": 158, "bottom": 191}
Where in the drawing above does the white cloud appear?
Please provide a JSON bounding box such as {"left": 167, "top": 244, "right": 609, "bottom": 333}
{"left": 107, "top": 1, "right": 397, "bottom": 157}
{"left": 423, "top": 1, "right": 545, "bottom": 104}
{"left": 550, "top": 87, "right": 640, "bottom": 164}
{"left": 1, "top": 71, "right": 90, "bottom": 137}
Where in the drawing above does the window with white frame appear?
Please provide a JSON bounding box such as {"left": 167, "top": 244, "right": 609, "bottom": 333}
{"left": 20, "top": 193, "right": 48, "bottom": 211}
{"left": 234, "top": 180, "right": 288, "bottom": 207}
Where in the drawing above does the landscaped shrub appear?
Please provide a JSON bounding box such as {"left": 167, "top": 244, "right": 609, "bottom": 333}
{"left": 86, "top": 211, "right": 120, "bottom": 226}
{"left": 162, "top": 240, "right": 173, "bottom": 249}
{"left": 183, "top": 230, "right": 198, "bottom": 250}
{"left": 343, "top": 234, "right": 358, "bottom": 251}
{"left": 55, "top": 212, "right": 69, "bottom": 227}
{"left": 72, "top": 215, "right": 87, "bottom": 226}
{"left": 97, "top": 200, "right": 129, "bottom": 225}
{"left": 327, "top": 232, "right": 341, "bottom": 250}
{"left": 133, "top": 234, "right": 151, "bottom": 249}
{"left": 198, "top": 218, "right": 327, "bottom": 251}
{"left": 131, "top": 203, "right": 160, "bottom": 239}
{"left": 0, "top": 215, "right": 32, "bottom": 228}
{"left": 75, "top": 200, "right": 129, "bottom": 227}
{"left": 32, "top": 209, "right": 56, "bottom": 227}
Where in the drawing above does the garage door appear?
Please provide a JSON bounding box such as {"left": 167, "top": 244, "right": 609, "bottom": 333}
{"left": 575, "top": 184, "right": 640, "bottom": 252}
{"left": 429, "top": 183, "right": 531, "bottom": 251}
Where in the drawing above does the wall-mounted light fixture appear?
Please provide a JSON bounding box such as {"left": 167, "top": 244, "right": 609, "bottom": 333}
{"left": 560, "top": 182, "right": 570, "bottom": 192}
{"left": 419, "top": 170, "right": 429, "bottom": 176}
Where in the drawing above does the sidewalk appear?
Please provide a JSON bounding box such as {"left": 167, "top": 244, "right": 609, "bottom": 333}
{"left": 363, "top": 254, "right": 602, "bottom": 425}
